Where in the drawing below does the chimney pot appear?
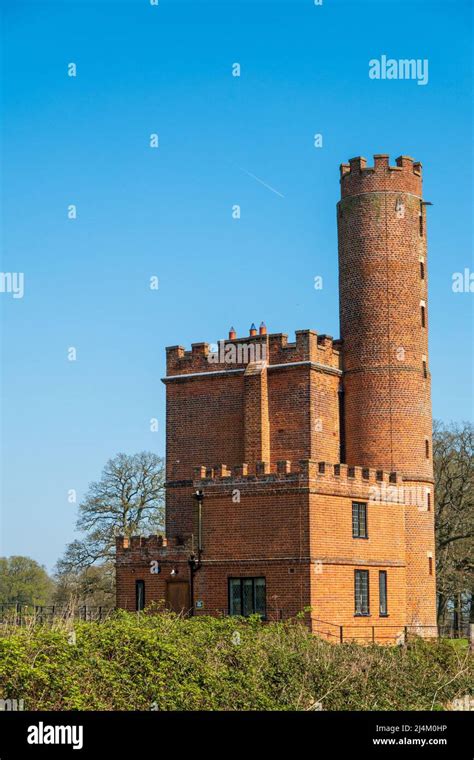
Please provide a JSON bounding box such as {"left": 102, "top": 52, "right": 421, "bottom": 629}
{"left": 229, "top": 326, "right": 236, "bottom": 340}
{"left": 259, "top": 322, "right": 267, "bottom": 335}
{"left": 249, "top": 323, "right": 257, "bottom": 336}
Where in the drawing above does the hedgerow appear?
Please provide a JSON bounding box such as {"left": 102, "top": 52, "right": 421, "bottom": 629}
{"left": 0, "top": 609, "right": 471, "bottom": 711}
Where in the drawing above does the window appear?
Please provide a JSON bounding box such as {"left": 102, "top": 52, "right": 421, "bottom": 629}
{"left": 136, "top": 580, "right": 145, "bottom": 611}
{"left": 419, "top": 202, "right": 424, "bottom": 236}
{"left": 379, "top": 571, "right": 388, "bottom": 616}
{"left": 421, "top": 305, "right": 426, "bottom": 327}
{"left": 338, "top": 386, "right": 346, "bottom": 464}
{"left": 354, "top": 570, "right": 370, "bottom": 616}
{"left": 425, "top": 439, "right": 430, "bottom": 458}
{"left": 229, "top": 577, "right": 266, "bottom": 617}
{"left": 428, "top": 557, "right": 433, "bottom": 575}
{"left": 423, "top": 360, "right": 427, "bottom": 378}
{"left": 352, "top": 502, "right": 368, "bottom": 538}
{"left": 426, "top": 490, "right": 431, "bottom": 511}
{"left": 420, "top": 261, "right": 425, "bottom": 280}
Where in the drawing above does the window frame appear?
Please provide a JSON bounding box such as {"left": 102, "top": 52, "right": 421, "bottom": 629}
{"left": 379, "top": 570, "right": 388, "bottom": 617}
{"left": 228, "top": 576, "right": 266, "bottom": 618}
{"left": 354, "top": 569, "right": 370, "bottom": 616}
{"left": 136, "top": 579, "right": 145, "bottom": 612}
{"left": 352, "top": 501, "right": 368, "bottom": 539}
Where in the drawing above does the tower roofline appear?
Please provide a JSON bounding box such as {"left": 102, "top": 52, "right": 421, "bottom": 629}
{"left": 340, "top": 154, "right": 422, "bottom": 198}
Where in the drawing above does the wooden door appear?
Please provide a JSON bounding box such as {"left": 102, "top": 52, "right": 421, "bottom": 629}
{"left": 166, "top": 581, "right": 190, "bottom": 614}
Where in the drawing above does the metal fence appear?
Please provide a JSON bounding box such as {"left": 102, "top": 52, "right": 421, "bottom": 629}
{"left": 216, "top": 608, "right": 285, "bottom": 622}
{"left": 311, "top": 617, "right": 471, "bottom": 644}
{"left": 0, "top": 603, "right": 114, "bottom": 625}
{"left": 0, "top": 604, "right": 470, "bottom": 643}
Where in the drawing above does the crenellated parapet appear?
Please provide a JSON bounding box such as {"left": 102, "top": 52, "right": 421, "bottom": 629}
{"left": 190, "top": 460, "right": 412, "bottom": 502}
{"left": 115, "top": 534, "right": 190, "bottom": 560}
{"left": 268, "top": 330, "right": 340, "bottom": 369}
{"left": 165, "top": 327, "right": 341, "bottom": 377}
{"left": 193, "top": 459, "right": 397, "bottom": 482}
{"left": 188, "top": 461, "right": 433, "bottom": 505}
{"left": 340, "top": 154, "right": 422, "bottom": 198}
{"left": 166, "top": 341, "right": 216, "bottom": 375}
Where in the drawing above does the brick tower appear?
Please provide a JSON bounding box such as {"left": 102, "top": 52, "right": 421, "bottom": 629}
{"left": 338, "top": 154, "right": 432, "bottom": 481}
{"left": 116, "top": 154, "right": 437, "bottom": 638}
{"left": 338, "top": 155, "right": 436, "bottom": 626}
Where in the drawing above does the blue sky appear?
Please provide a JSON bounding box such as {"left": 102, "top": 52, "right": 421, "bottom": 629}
{"left": 1, "top": 0, "right": 472, "bottom": 572}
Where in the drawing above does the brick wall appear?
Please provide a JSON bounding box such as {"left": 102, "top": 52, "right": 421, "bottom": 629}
{"left": 163, "top": 329, "right": 342, "bottom": 543}
{"left": 116, "top": 462, "right": 434, "bottom": 638}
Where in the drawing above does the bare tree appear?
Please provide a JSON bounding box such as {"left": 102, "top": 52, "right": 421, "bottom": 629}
{"left": 56, "top": 452, "right": 165, "bottom": 576}
{"left": 433, "top": 421, "right": 473, "bottom": 631}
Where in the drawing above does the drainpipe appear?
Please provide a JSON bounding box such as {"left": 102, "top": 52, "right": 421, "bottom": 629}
{"left": 188, "top": 489, "right": 204, "bottom": 615}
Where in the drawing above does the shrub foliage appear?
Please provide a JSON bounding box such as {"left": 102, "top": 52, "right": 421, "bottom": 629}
{"left": 0, "top": 609, "right": 471, "bottom": 711}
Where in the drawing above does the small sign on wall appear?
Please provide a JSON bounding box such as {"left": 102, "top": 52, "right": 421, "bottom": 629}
{"left": 195, "top": 600, "right": 204, "bottom": 609}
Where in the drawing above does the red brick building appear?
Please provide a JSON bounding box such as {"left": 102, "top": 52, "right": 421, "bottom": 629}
{"left": 116, "top": 154, "right": 437, "bottom": 642}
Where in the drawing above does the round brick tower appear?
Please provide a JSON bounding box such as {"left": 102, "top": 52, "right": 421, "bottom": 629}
{"left": 338, "top": 154, "right": 433, "bottom": 483}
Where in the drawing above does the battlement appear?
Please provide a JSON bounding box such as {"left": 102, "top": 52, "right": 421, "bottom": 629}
{"left": 116, "top": 534, "right": 190, "bottom": 554}
{"left": 193, "top": 460, "right": 398, "bottom": 484}
{"left": 165, "top": 328, "right": 341, "bottom": 376}
{"left": 340, "top": 154, "right": 422, "bottom": 198}
{"left": 116, "top": 535, "right": 167, "bottom": 551}
{"left": 269, "top": 330, "right": 339, "bottom": 368}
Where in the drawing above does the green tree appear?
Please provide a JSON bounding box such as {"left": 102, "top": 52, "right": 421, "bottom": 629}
{"left": 0, "top": 556, "right": 54, "bottom": 606}
{"left": 53, "top": 563, "right": 115, "bottom": 607}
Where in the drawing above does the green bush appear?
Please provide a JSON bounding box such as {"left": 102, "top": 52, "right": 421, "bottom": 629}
{"left": 0, "top": 610, "right": 471, "bottom": 711}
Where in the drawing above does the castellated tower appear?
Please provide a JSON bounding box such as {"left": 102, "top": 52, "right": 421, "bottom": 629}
{"left": 116, "top": 154, "right": 437, "bottom": 637}
{"left": 338, "top": 155, "right": 436, "bottom": 627}
{"left": 338, "top": 155, "right": 432, "bottom": 482}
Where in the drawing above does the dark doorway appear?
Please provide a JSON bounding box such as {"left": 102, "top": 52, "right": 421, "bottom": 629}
{"left": 166, "top": 581, "right": 190, "bottom": 614}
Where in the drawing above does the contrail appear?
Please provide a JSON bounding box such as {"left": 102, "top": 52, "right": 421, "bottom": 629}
{"left": 237, "top": 166, "right": 285, "bottom": 198}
